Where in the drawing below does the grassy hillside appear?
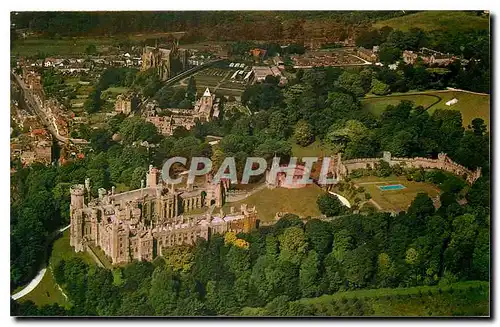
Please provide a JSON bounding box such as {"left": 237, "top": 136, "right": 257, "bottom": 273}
{"left": 17, "top": 231, "right": 96, "bottom": 308}
{"left": 373, "top": 11, "right": 489, "bottom": 32}
{"left": 241, "top": 281, "right": 490, "bottom": 316}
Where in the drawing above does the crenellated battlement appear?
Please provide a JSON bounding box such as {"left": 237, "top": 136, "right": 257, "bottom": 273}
{"left": 332, "top": 151, "right": 481, "bottom": 185}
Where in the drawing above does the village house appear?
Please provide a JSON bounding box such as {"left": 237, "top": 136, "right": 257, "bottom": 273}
{"left": 357, "top": 47, "right": 378, "bottom": 63}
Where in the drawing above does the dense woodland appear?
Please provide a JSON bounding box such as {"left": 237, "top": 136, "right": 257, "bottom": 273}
{"left": 12, "top": 11, "right": 405, "bottom": 41}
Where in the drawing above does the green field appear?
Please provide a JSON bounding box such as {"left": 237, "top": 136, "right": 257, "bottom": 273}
{"left": 49, "top": 230, "right": 95, "bottom": 268}
{"left": 104, "top": 86, "right": 130, "bottom": 95}
{"left": 352, "top": 175, "right": 441, "bottom": 212}
{"left": 17, "top": 230, "right": 96, "bottom": 308}
{"left": 362, "top": 93, "right": 441, "bottom": 116}
{"left": 361, "top": 90, "right": 490, "bottom": 128}
{"left": 223, "top": 184, "right": 325, "bottom": 222}
{"left": 20, "top": 268, "right": 70, "bottom": 309}
{"left": 427, "top": 91, "right": 490, "bottom": 128}
{"left": 373, "top": 11, "right": 490, "bottom": 32}
{"left": 11, "top": 38, "right": 115, "bottom": 57}
{"left": 242, "top": 280, "right": 489, "bottom": 316}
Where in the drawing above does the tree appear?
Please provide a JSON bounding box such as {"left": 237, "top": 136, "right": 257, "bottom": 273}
{"left": 89, "top": 128, "right": 113, "bottom": 152}
{"left": 278, "top": 226, "right": 308, "bottom": 265}
{"left": 186, "top": 76, "right": 197, "bottom": 102}
{"left": 293, "top": 120, "right": 314, "bottom": 147}
{"left": 299, "top": 250, "right": 320, "bottom": 297}
{"left": 335, "top": 71, "right": 365, "bottom": 97}
{"left": 148, "top": 266, "right": 180, "bottom": 315}
{"left": 378, "top": 43, "right": 401, "bottom": 64}
{"left": 118, "top": 116, "right": 161, "bottom": 144}
{"left": 407, "top": 193, "right": 435, "bottom": 227}
{"left": 370, "top": 78, "right": 390, "bottom": 95}
{"left": 85, "top": 44, "right": 97, "bottom": 55}
{"left": 343, "top": 244, "right": 376, "bottom": 288}
{"left": 304, "top": 219, "right": 333, "bottom": 259}
{"left": 226, "top": 245, "right": 251, "bottom": 277}
{"left": 444, "top": 214, "right": 479, "bottom": 278}
{"left": 84, "top": 88, "right": 103, "bottom": 114}
{"left": 317, "top": 194, "right": 347, "bottom": 217}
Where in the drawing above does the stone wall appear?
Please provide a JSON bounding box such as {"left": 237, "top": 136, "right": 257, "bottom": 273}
{"left": 333, "top": 151, "right": 481, "bottom": 185}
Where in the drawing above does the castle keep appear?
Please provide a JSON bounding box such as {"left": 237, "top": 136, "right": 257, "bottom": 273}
{"left": 70, "top": 166, "right": 257, "bottom": 265}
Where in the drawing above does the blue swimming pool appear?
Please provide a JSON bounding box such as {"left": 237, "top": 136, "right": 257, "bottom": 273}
{"left": 378, "top": 184, "right": 406, "bottom": 191}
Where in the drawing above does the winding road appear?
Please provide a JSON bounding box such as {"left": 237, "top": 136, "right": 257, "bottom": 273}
{"left": 11, "top": 224, "right": 71, "bottom": 301}
{"left": 12, "top": 72, "right": 88, "bottom": 145}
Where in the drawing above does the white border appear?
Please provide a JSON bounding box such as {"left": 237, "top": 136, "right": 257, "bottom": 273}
{"left": 2, "top": 2, "right": 497, "bottom": 327}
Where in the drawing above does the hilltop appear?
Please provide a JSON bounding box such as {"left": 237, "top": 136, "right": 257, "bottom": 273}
{"left": 373, "top": 11, "right": 489, "bottom": 32}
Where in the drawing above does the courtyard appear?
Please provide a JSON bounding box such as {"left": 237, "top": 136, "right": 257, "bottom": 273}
{"left": 351, "top": 175, "right": 441, "bottom": 212}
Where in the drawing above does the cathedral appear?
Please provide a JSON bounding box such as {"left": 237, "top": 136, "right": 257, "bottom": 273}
{"left": 70, "top": 165, "right": 258, "bottom": 265}
{"left": 141, "top": 42, "right": 188, "bottom": 81}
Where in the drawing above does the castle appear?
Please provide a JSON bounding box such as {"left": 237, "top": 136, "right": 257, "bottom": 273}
{"left": 70, "top": 165, "right": 258, "bottom": 265}
{"left": 141, "top": 42, "right": 188, "bottom": 81}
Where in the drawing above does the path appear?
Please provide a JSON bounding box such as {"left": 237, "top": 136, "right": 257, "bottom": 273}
{"left": 225, "top": 183, "right": 268, "bottom": 203}
{"left": 446, "top": 87, "right": 490, "bottom": 96}
{"left": 11, "top": 224, "right": 70, "bottom": 300}
{"left": 328, "top": 191, "right": 352, "bottom": 208}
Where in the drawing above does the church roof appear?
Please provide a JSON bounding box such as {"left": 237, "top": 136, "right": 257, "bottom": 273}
{"left": 202, "top": 87, "right": 211, "bottom": 97}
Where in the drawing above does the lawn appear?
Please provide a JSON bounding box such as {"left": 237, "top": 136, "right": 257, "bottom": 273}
{"left": 361, "top": 93, "right": 441, "bottom": 116}
{"left": 49, "top": 230, "right": 95, "bottom": 269}
{"left": 291, "top": 139, "right": 334, "bottom": 158}
{"left": 352, "top": 175, "right": 441, "bottom": 213}
{"left": 223, "top": 184, "right": 325, "bottom": 222}
{"left": 88, "top": 244, "right": 113, "bottom": 269}
{"left": 427, "top": 91, "right": 490, "bottom": 128}
{"left": 17, "top": 230, "right": 96, "bottom": 308}
{"left": 20, "top": 268, "right": 70, "bottom": 309}
{"left": 104, "top": 86, "right": 130, "bottom": 95}
{"left": 373, "top": 11, "right": 490, "bottom": 32}
{"left": 361, "top": 90, "right": 490, "bottom": 128}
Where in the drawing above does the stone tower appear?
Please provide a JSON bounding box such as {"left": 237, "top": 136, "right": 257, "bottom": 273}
{"left": 147, "top": 164, "right": 158, "bottom": 188}
{"left": 70, "top": 184, "right": 85, "bottom": 252}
